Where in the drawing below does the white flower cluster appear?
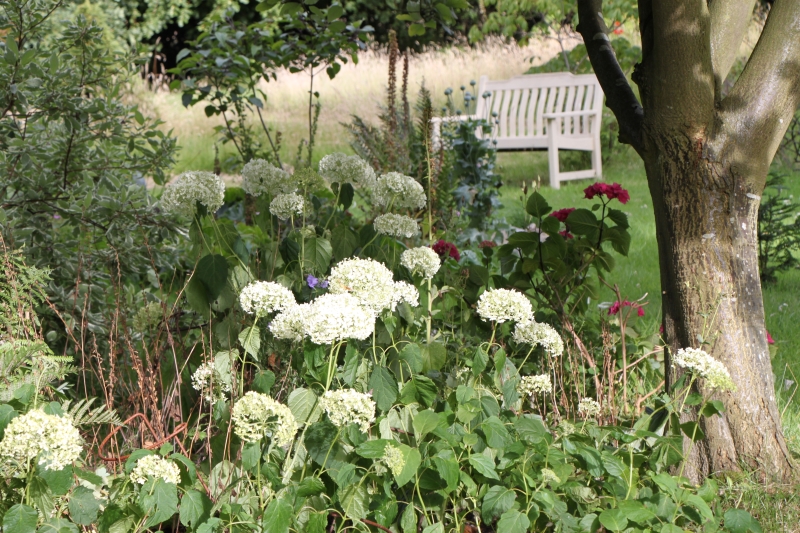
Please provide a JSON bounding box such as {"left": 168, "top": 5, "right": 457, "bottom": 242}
{"left": 374, "top": 172, "right": 427, "bottom": 210}
{"left": 318, "top": 153, "right": 377, "bottom": 188}
{"left": 513, "top": 320, "right": 564, "bottom": 356}
{"left": 0, "top": 409, "right": 83, "bottom": 471}
{"left": 383, "top": 444, "right": 405, "bottom": 476}
{"left": 129, "top": 455, "right": 181, "bottom": 485}
{"left": 270, "top": 192, "right": 305, "bottom": 220}
{"left": 401, "top": 247, "right": 441, "bottom": 279}
{"left": 269, "top": 304, "right": 307, "bottom": 342}
{"left": 672, "top": 347, "right": 735, "bottom": 391}
{"left": 232, "top": 392, "right": 297, "bottom": 446}
{"left": 161, "top": 171, "right": 225, "bottom": 217}
{"left": 239, "top": 281, "right": 296, "bottom": 316}
{"left": 302, "top": 293, "right": 375, "bottom": 345}
{"left": 518, "top": 374, "right": 552, "bottom": 396}
{"left": 191, "top": 361, "right": 231, "bottom": 403}
{"left": 392, "top": 281, "right": 420, "bottom": 309}
{"left": 328, "top": 258, "right": 408, "bottom": 316}
{"left": 374, "top": 213, "right": 420, "bottom": 239}
{"left": 577, "top": 398, "right": 602, "bottom": 418}
{"left": 319, "top": 389, "right": 376, "bottom": 433}
{"left": 241, "top": 159, "right": 295, "bottom": 197}
{"left": 476, "top": 288, "right": 533, "bottom": 323}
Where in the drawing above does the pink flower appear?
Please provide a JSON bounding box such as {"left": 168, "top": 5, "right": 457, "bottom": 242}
{"left": 549, "top": 207, "right": 575, "bottom": 223}
{"left": 637, "top": 306, "right": 645, "bottom": 317}
{"left": 608, "top": 301, "right": 621, "bottom": 315}
{"left": 583, "top": 182, "right": 630, "bottom": 204}
{"left": 767, "top": 331, "right": 775, "bottom": 345}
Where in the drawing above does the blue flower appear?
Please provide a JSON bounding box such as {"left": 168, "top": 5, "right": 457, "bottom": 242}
{"left": 307, "top": 274, "right": 319, "bottom": 289}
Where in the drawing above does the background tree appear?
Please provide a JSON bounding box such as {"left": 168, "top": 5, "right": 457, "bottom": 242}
{"left": 576, "top": 0, "right": 800, "bottom": 481}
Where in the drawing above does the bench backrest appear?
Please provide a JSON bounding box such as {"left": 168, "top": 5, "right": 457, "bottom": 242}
{"left": 476, "top": 72, "right": 603, "bottom": 139}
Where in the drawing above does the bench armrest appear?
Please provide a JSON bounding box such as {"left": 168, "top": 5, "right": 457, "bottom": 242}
{"left": 543, "top": 110, "right": 600, "bottom": 119}
{"left": 431, "top": 115, "right": 479, "bottom": 124}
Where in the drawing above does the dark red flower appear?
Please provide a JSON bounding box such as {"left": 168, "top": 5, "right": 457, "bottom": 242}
{"left": 549, "top": 207, "right": 576, "bottom": 223}
{"left": 608, "top": 301, "right": 621, "bottom": 315}
{"left": 478, "top": 240, "right": 497, "bottom": 249}
{"left": 558, "top": 230, "right": 574, "bottom": 239}
{"left": 659, "top": 324, "right": 664, "bottom": 334}
{"left": 637, "top": 306, "right": 645, "bottom": 317}
{"left": 583, "top": 182, "right": 630, "bottom": 204}
{"left": 767, "top": 331, "right": 775, "bottom": 345}
{"left": 432, "top": 239, "right": 460, "bottom": 261}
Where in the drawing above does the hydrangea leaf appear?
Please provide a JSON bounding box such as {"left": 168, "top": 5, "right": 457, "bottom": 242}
{"left": 69, "top": 486, "right": 101, "bottom": 525}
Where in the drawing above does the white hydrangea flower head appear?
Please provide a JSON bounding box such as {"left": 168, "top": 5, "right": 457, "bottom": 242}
{"left": 191, "top": 361, "right": 232, "bottom": 403}
{"left": 672, "top": 347, "right": 735, "bottom": 391}
{"left": 328, "top": 258, "right": 396, "bottom": 316}
{"left": 391, "top": 281, "right": 420, "bottom": 309}
{"left": 374, "top": 213, "right": 420, "bottom": 239}
{"left": 241, "top": 158, "right": 295, "bottom": 197}
{"left": 577, "top": 398, "right": 602, "bottom": 418}
{"left": 318, "top": 153, "right": 377, "bottom": 188}
{"left": 518, "top": 374, "right": 552, "bottom": 396}
{"left": 161, "top": 171, "right": 225, "bottom": 217}
{"left": 319, "top": 389, "right": 376, "bottom": 432}
{"left": 383, "top": 443, "right": 405, "bottom": 476}
{"left": 232, "top": 392, "right": 297, "bottom": 446}
{"left": 239, "top": 281, "right": 296, "bottom": 316}
{"left": 269, "top": 192, "right": 305, "bottom": 220}
{"left": 303, "top": 293, "right": 375, "bottom": 345}
{"left": 129, "top": 455, "right": 181, "bottom": 485}
{"left": 401, "top": 247, "right": 441, "bottom": 279}
{"left": 0, "top": 409, "right": 83, "bottom": 472}
{"left": 513, "top": 320, "right": 564, "bottom": 356}
{"left": 374, "top": 172, "right": 427, "bottom": 210}
{"left": 476, "top": 289, "right": 533, "bottom": 323}
{"left": 269, "top": 303, "right": 309, "bottom": 342}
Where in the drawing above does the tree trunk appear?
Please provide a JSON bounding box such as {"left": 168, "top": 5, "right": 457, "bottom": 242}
{"left": 643, "top": 135, "right": 793, "bottom": 482}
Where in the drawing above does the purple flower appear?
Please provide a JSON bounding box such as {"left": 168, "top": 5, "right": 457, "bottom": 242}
{"left": 307, "top": 274, "right": 319, "bottom": 289}
{"left": 319, "top": 280, "right": 329, "bottom": 289}
{"left": 53, "top": 214, "right": 61, "bottom": 220}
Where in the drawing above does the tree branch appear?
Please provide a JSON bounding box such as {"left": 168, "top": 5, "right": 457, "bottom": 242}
{"left": 718, "top": 0, "right": 800, "bottom": 183}
{"left": 708, "top": 0, "right": 758, "bottom": 97}
{"left": 576, "top": 0, "right": 645, "bottom": 153}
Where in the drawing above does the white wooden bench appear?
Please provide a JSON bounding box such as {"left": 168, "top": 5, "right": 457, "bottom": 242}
{"left": 432, "top": 72, "right": 604, "bottom": 189}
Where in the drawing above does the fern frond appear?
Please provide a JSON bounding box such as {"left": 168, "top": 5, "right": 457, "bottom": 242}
{"left": 62, "top": 398, "right": 122, "bottom": 426}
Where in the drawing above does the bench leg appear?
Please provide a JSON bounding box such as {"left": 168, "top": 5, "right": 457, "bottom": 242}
{"left": 592, "top": 127, "right": 603, "bottom": 180}
{"left": 547, "top": 119, "right": 561, "bottom": 189}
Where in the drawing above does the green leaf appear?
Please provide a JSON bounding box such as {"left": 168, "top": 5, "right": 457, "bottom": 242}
{"left": 481, "top": 416, "right": 511, "bottom": 449}
{"left": 566, "top": 208, "right": 600, "bottom": 239}
{"left": 37, "top": 518, "right": 80, "bottom": 533}
{"left": 327, "top": 5, "right": 344, "bottom": 20}
{"left": 3, "top": 505, "right": 39, "bottom": 533}
{"left": 355, "top": 439, "right": 389, "bottom": 458}
{"left": 514, "top": 416, "right": 548, "bottom": 443}
{"left": 185, "top": 275, "right": 211, "bottom": 318}
{"left": 472, "top": 346, "right": 489, "bottom": 376}
{"left": 607, "top": 208, "right": 629, "bottom": 229}
{"left": 422, "top": 523, "right": 444, "bottom": 533}
{"left": 724, "top": 509, "right": 762, "bottom": 533}
{"left": 468, "top": 454, "right": 500, "bottom": 480}
{"left": 288, "top": 387, "right": 319, "bottom": 426}
{"left": 331, "top": 225, "right": 359, "bottom": 260}
{"left": 238, "top": 325, "right": 261, "bottom": 358}
{"left": 179, "top": 490, "right": 212, "bottom": 528}
{"left": 432, "top": 453, "right": 459, "bottom": 492}
{"left": 281, "top": 2, "right": 303, "bottom": 15}
{"left": 395, "top": 445, "right": 421, "bottom": 487}
{"left": 263, "top": 498, "right": 293, "bottom": 533}
{"left": 252, "top": 370, "right": 276, "bottom": 394}
{"left": 398, "top": 343, "right": 423, "bottom": 375}
{"left": 38, "top": 465, "right": 73, "bottom": 496}
{"left": 370, "top": 367, "right": 397, "bottom": 412}
{"left": 702, "top": 400, "right": 725, "bottom": 417}
{"left": 0, "top": 404, "right": 17, "bottom": 439}
{"left": 604, "top": 226, "right": 631, "bottom": 256}
{"left": 598, "top": 509, "right": 628, "bottom": 532}
{"left": 29, "top": 476, "right": 54, "bottom": 518}
{"left": 482, "top": 485, "right": 516, "bottom": 520}
{"left": 617, "top": 500, "right": 655, "bottom": 524}
{"left": 409, "top": 23, "right": 426, "bottom": 36}
{"left": 69, "top": 486, "right": 101, "bottom": 525}
{"left": 339, "top": 484, "right": 369, "bottom": 520}
{"left": 305, "top": 420, "right": 340, "bottom": 468}
{"left": 195, "top": 254, "right": 229, "bottom": 299}
{"left": 303, "top": 237, "right": 333, "bottom": 274}
{"left": 297, "top": 476, "right": 326, "bottom": 497}
{"left": 496, "top": 509, "right": 530, "bottom": 533}
{"left": 138, "top": 479, "right": 178, "bottom": 527}
{"left": 401, "top": 504, "right": 416, "bottom": 533}
{"left": 421, "top": 342, "right": 446, "bottom": 372}
{"left": 525, "top": 192, "right": 552, "bottom": 218}
{"left": 680, "top": 421, "right": 705, "bottom": 441}
{"left": 413, "top": 410, "right": 440, "bottom": 439}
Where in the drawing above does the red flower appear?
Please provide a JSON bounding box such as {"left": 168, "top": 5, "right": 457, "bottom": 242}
{"left": 559, "top": 230, "right": 574, "bottom": 239}
{"left": 549, "top": 207, "right": 575, "bottom": 223}
{"left": 432, "top": 239, "right": 460, "bottom": 261}
{"left": 478, "top": 240, "right": 497, "bottom": 249}
{"left": 767, "top": 331, "right": 775, "bottom": 345}
{"left": 637, "top": 306, "right": 645, "bottom": 317}
{"left": 608, "top": 301, "right": 621, "bottom": 315}
{"left": 583, "top": 182, "right": 630, "bottom": 204}
{"left": 613, "top": 21, "right": 623, "bottom": 35}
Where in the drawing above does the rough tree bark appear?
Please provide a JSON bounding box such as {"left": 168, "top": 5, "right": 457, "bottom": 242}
{"left": 575, "top": 0, "right": 800, "bottom": 481}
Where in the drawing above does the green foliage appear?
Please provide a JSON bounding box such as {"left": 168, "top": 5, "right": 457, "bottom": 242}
{"left": 758, "top": 173, "right": 800, "bottom": 284}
